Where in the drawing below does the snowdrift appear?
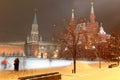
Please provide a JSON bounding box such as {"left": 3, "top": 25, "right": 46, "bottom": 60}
{"left": 61, "top": 61, "right": 92, "bottom": 73}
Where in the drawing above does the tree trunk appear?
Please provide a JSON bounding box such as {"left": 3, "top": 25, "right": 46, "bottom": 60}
{"left": 99, "top": 57, "right": 101, "bottom": 68}
{"left": 73, "top": 46, "right": 77, "bottom": 73}
{"left": 73, "top": 56, "right": 76, "bottom": 73}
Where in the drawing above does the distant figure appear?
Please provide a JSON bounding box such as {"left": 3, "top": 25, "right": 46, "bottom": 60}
{"left": 1, "top": 58, "right": 8, "bottom": 69}
{"left": 14, "top": 58, "right": 19, "bottom": 71}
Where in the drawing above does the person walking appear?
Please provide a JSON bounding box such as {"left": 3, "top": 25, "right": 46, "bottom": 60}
{"left": 1, "top": 58, "right": 8, "bottom": 69}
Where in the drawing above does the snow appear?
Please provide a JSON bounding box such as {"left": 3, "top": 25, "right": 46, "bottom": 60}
{"left": 0, "top": 57, "right": 72, "bottom": 70}
{"left": 0, "top": 57, "right": 119, "bottom": 80}
{"left": 0, "top": 57, "right": 100, "bottom": 70}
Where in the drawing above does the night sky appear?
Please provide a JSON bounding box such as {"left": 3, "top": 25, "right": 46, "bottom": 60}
{"left": 0, "top": 0, "right": 120, "bottom": 42}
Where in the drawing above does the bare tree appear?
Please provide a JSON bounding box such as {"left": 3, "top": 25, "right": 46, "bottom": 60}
{"left": 55, "top": 9, "right": 85, "bottom": 73}
{"left": 109, "top": 31, "right": 120, "bottom": 65}
{"left": 95, "top": 31, "right": 120, "bottom": 68}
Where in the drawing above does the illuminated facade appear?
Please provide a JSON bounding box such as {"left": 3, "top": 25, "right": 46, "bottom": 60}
{"left": 74, "top": 1, "right": 108, "bottom": 49}
{"left": 0, "top": 42, "right": 24, "bottom": 56}
{"left": 0, "top": 9, "right": 59, "bottom": 58}
{"left": 0, "top": 1, "right": 110, "bottom": 58}
{"left": 26, "top": 9, "right": 60, "bottom": 58}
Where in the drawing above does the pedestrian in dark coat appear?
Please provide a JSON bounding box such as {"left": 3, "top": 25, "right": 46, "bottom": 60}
{"left": 14, "top": 58, "right": 19, "bottom": 71}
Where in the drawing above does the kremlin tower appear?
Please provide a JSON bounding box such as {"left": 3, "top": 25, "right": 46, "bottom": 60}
{"left": 27, "top": 9, "right": 39, "bottom": 43}
{"left": 25, "top": 9, "right": 58, "bottom": 58}
{"left": 26, "top": 9, "right": 40, "bottom": 56}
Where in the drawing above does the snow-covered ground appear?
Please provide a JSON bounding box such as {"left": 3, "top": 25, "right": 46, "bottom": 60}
{"left": 0, "top": 57, "right": 99, "bottom": 70}
{"left": 0, "top": 57, "right": 119, "bottom": 80}
{"left": 0, "top": 57, "right": 72, "bottom": 70}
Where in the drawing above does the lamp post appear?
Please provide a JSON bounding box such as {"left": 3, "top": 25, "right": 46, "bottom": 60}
{"left": 40, "top": 46, "right": 45, "bottom": 58}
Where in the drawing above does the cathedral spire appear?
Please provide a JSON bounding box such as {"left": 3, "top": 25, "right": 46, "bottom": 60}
{"left": 90, "top": 0, "right": 95, "bottom": 23}
{"left": 70, "top": 9, "right": 75, "bottom": 24}
{"left": 33, "top": 8, "right": 38, "bottom": 24}
{"left": 91, "top": 0, "right": 94, "bottom": 14}
{"left": 68, "top": 9, "right": 76, "bottom": 34}
{"left": 69, "top": 9, "right": 75, "bottom": 30}
{"left": 72, "top": 9, "right": 75, "bottom": 19}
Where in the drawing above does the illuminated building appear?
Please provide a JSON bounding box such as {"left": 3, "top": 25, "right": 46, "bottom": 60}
{"left": 0, "top": 9, "right": 59, "bottom": 58}
{"left": 74, "top": 1, "right": 109, "bottom": 49}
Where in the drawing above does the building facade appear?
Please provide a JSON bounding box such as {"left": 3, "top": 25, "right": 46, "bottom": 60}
{"left": 73, "top": 1, "right": 109, "bottom": 49}
{"left": 0, "top": 9, "right": 59, "bottom": 58}
{"left": 0, "top": 1, "right": 111, "bottom": 58}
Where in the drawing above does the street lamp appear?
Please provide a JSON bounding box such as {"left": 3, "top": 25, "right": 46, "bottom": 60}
{"left": 41, "top": 46, "right": 45, "bottom": 58}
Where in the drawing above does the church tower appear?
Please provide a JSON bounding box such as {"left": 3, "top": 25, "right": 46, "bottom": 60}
{"left": 86, "top": 0, "right": 99, "bottom": 48}
{"left": 67, "top": 9, "right": 76, "bottom": 42}
{"left": 30, "top": 8, "right": 39, "bottom": 43}
{"left": 68, "top": 9, "right": 76, "bottom": 31}
{"left": 90, "top": 1, "right": 95, "bottom": 23}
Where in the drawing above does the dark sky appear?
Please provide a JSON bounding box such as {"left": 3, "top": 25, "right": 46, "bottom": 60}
{"left": 0, "top": 0, "right": 120, "bottom": 42}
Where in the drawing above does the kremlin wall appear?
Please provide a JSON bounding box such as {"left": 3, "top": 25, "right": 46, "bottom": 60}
{"left": 0, "top": 42, "right": 24, "bottom": 56}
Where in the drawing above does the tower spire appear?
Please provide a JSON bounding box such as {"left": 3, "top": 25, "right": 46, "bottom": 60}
{"left": 33, "top": 8, "right": 38, "bottom": 24}
{"left": 72, "top": 9, "right": 75, "bottom": 19}
{"left": 70, "top": 9, "right": 75, "bottom": 24}
{"left": 30, "top": 8, "right": 39, "bottom": 42}
{"left": 68, "top": 9, "right": 76, "bottom": 33}
{"left": 69, "top": 9, "right": 75, "bottom": 28}
{"left": 90, "top": 0, "right": 95, "bottom": 23}
{"left": 91, "top": 0, "right": 94, "bottom": 14}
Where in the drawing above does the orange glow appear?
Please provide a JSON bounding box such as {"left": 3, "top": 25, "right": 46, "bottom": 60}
{"left": 0, "top": 45, "right": 24, "bottom": 56}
